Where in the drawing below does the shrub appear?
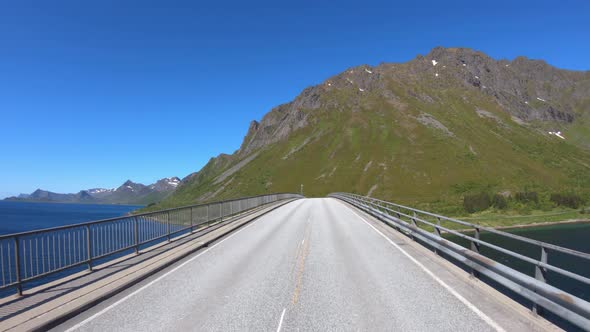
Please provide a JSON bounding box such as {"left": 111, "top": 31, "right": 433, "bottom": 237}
{"left": 463, "top": 192, "right": 491, "bottom": 213}
{"left": 550, "top": 193, "right": 585, "bottom": 209}
{"left": 518, "top": 205, "right": 533, "bottom": 215}
{"left": 515, "top": 191, "right": 539, "bottom": 204}
{"left": 538, "top": 200, "right": 554, "bottom": 212}
{"left": 491, "top": 194, "right": 508, "bottom": 210}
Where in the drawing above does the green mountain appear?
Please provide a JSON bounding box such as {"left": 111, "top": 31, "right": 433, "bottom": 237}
{"left": 152, "top": 47, "right": 590, "bottom": 214}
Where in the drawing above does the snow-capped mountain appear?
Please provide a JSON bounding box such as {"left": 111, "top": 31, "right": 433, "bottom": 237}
{"left": 5, "top": 177, "right": 181, "bottom": 205}
{"left": 150, "top": 177, "right": 181, "bottom": 192}
{"left": 87, "top": 188, "right": 114, "bottom": 194}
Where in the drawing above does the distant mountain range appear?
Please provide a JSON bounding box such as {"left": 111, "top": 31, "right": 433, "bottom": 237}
{"left": 5, "top": 177, "right": 181, "bottom": 205}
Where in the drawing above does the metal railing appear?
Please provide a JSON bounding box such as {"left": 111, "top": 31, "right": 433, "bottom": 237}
{"left": 330, "top": 192, "right": 590, "bottom": 331}
{"left": 0, "top": 193, "right": 302, "bottom": 296}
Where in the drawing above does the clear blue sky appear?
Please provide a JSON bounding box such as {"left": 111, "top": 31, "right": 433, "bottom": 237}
{"left": 1, "top": 0, "right": 588, "bottom": 197}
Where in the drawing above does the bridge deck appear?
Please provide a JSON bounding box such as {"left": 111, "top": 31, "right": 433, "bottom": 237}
{"left": 0, "top": 201, "right": 292, "bottom": 331}
{"left": 50, "top": 198, "right": 556, "bottom": 331}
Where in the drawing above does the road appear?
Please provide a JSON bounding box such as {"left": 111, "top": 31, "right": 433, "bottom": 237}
{"left": 57, "top": 198, "right": 503, "bottom": 331}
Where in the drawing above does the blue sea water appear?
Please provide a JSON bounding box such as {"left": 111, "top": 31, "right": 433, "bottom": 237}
{"left": 0, "top": 201, "right": 142, "bottom": 235}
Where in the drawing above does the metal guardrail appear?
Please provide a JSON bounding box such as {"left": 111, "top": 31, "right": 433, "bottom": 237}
{"left": 0, "top": 193, "right": 302, "bottom": 296}
{"left": 330, "top": 192, "right": 590, "bottom": 331}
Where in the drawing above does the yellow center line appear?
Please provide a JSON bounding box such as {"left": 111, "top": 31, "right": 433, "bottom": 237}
{"left": 292, "top": 221, "right": 311, "bottom": 305}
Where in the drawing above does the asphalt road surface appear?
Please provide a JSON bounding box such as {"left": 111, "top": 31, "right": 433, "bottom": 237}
{"left": 58, "top": 198, "right": 501, "bottom": 332}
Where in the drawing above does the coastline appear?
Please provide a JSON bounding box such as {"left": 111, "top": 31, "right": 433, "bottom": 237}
{"left": 0, "top": 200, "right": 143, "bottom": 207}
{"left": 451, "top": 218, "right": 590, "bottom": 234}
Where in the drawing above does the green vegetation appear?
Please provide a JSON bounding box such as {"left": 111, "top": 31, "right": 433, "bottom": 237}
{"left": 514, "top": 191, "right": 539, "bottom": 204}
{"left": 491, "top": 194, "right": 508, "bottom": 210}
{"left": 148, "top": 85, "right": 590, "bottom": 217}
{"left": 463, "top": 192, "right": 491, "bottom": 213}
{"left": 141, "top": 49, "right": 590, "bottom": 228}
{"left": 550, "top": 193, "right": 586, "bottom": 209}
{"left": 457, "top": 189, "right": 587, "bottom": 226}
{"left": 458, "top": 209, "right": 586, "bottom": 228}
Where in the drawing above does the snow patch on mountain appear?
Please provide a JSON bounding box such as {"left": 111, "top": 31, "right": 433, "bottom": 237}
{"left": 548, "top": 131, "right": 565, "bottom": 140}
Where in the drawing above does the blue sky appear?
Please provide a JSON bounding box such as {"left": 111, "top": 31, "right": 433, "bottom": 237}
{"left": 0, "top": 0, "right": 589, "bottom": 197}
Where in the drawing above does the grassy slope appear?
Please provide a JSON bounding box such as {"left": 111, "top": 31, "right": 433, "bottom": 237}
{"left": 149, "top": 64, "right": 590, "bottom": 226}
{"left": 459, "top": 209, "right": 585, "bottom": 227}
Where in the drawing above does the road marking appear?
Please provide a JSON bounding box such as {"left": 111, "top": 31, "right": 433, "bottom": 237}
{"left": 292, "top": 223, "right": 310, "bottom": 304}
{"left": 276, "top": 308, "right": 286, "bottom": 332}
{"left": 64, "top": 207, "right": 280, "bottom": 332}
{"left": 342, "top": 203, "right": 506, "bottom": 332}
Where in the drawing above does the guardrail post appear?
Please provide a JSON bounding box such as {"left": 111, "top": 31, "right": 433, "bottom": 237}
{"left": 432, "top": 217, "right": 442, "bottom": 255}
{"left": 133, "top": 217, "right": 139, "bottom": 254}
{"left": 535, "top": 247, "right": 548, "bottom": 282}
{"left": 434, "top": 217, "right": 442, "bottom": 237}
{"left": 190, "top": 207, "right": 194, "bottom": 233}
{"left": 470, "top": 227, "right": 480, "bottom": 253}
{"left": 219, "top": 203, "right": 222, "bottom": 222}
{"left": 166, "top": 211, "right": 171, "bottom": 242}
{"left": 409, "top": 212, "right": 418, "bottom": 240}
{"left": 533, "top": 247, "right": 548, "bottom": 315}
{"left": 86, "top": 225, "right": 92, "bottom": 271}
{"left": 469, "top": 227, "right": 481, "bottom": 277}
{"left": 14, "top": 237, "right": 22, "bottom": 296}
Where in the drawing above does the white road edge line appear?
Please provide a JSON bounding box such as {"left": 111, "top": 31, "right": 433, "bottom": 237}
{"left": 64, "top": 207, "right": 279, "bottom": 332}
{"left": 276, "top": 308, "right": 287, "bottom": 332}
{"left": 341, "top": 203, "right": 506, "bottom": 332}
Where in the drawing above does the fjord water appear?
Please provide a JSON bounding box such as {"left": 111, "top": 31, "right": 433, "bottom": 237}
{"left": 446, "top": 222, "right": 590, "bottom": 330}
{"left": 447, "top": 222, "right": 590, "bottom": 299}
{"left": 0, "top": 201, "right": 143, "bottom": 298}
{"left": 0, "top": 201, "right": 142, "bottom": 235}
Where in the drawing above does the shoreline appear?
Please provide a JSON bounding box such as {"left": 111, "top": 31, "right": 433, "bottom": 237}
{"left": 451, "top": 218, "right": 590, "bottom": 234}
{"left": 1, "top": 200, "right": 144, "bottom": 207}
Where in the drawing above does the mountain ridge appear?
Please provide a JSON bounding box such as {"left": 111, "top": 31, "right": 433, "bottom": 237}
{"left": 137, "top": 47, "right": 590, "bottom": 213}
{"left": 232, "top": 47, "right": 589, "bottom": 159}
{"left": 5, "top": 177, "right": 181, "bottom": 205}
